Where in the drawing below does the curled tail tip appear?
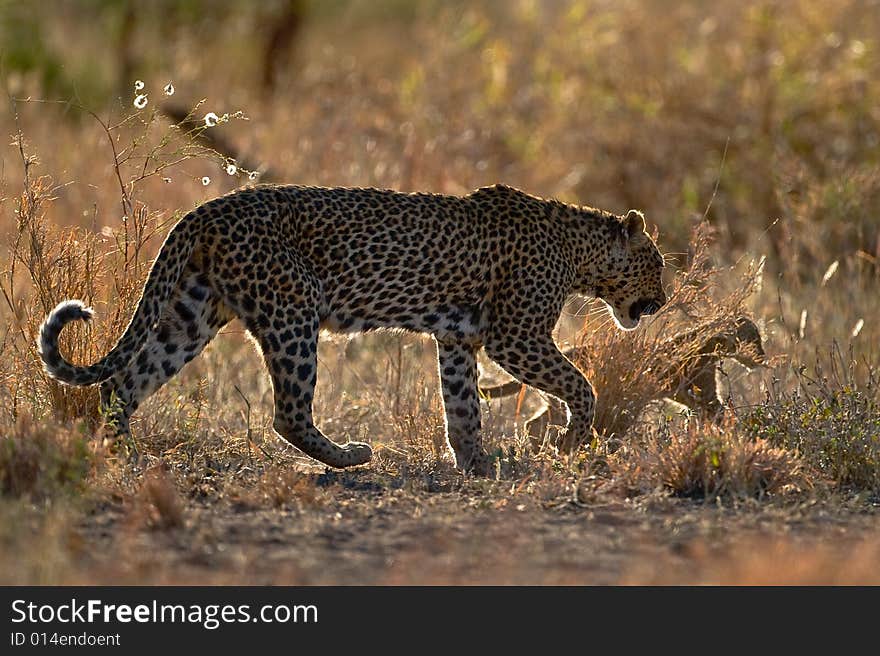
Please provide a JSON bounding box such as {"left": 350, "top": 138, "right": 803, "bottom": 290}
{"left": 40, "top": 300, "right": 94, "bottom": 339}
{"left": 38, "top": 300, "right": 97, "bottom": 383}
{"left": 53, "top": 299, "right": 94, "bottom": 322}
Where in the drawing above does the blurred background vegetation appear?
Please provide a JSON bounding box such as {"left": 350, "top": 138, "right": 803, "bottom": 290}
{"left": 4, "top": 0, "right": 878, "bottom": 271}
{"left": 2, "top": 2, "right": 880, "bottom": 586}
{"left": 1, "top": 0, "right": 879, "bottom": 452}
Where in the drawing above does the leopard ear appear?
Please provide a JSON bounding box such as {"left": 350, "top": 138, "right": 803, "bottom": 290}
{"left": 625, "top": 210, "right": 646, "bottom": 241}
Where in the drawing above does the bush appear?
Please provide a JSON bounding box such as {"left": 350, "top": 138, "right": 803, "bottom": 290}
{"left": 745, "top": 351, "right": 880, "bottom": 492}
{"left": 610, "top": 417, "right": 808, "bottom": 500}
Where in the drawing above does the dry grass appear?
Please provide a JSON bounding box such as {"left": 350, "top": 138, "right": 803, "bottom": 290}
{"left": 228, "top": 466, "right": 328, "bottom": 510}
{"left": 0, "top": 415, "right": 93, "bottom": 499}
{"left": 132, "top": 464, "right": 185, "bottom": 530}
{"left": 567, "top": 222, "right": 766, "bottom": 438}
{"left": 0, "top": 0, "right": 878, "bottom": 585}
{"left": 609, "top": 418, "right": 810, "bottom": 500}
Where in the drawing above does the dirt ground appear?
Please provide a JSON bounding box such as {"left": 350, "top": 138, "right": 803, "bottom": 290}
{"left": 66, "top": 463, "right": 880, "bottom": 586}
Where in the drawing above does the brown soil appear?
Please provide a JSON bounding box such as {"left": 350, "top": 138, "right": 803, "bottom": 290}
{"left": 68, "top": 465, "right": 880, "bottom": 586}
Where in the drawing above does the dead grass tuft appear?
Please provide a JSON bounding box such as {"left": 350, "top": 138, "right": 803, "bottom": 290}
{"left": 613, "top": 417, "right": 809, "bottom": 500}
{"left": 0, "top": 415, "right": 92, "bottom": 500}
{"left": 230, "top": 466, "right": 326, "bottom": 509}
{"left": 134, "top": 464, "right": 185, "bottom": 530}
{"left": 571, "top": 222, "right": 766, "bottom": 438}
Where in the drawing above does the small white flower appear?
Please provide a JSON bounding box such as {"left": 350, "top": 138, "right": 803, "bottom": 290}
{"left": 133, "top": 94, "right": 148, "bottom": 109}
{"left": 162, "top": 177, "right": 172, "bottom": 184}
{"left": 201, "top": 176, "right": 211, "bottom": 186}
{"left": 134, "top": 80, "right": 145, "bottom": 91}
{"left": 225, "top": 162, "right": 237, "bottom": 175}
{"left": 204, "top": 112, "right": 219, "bottom": 127}
{"left": 163, "top": 82, "right": 175, "bottom": 96}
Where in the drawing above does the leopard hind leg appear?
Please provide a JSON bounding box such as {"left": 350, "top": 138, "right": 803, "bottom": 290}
{"left": 219, "top": 242, "right": 372, "bottom": 468}
{"left": 99, "top": 263, "right": 233, "bottom": 445}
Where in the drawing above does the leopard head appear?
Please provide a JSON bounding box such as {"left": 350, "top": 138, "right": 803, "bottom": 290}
{"left": 590, "top": 210, "right": 667, "bottom": 331}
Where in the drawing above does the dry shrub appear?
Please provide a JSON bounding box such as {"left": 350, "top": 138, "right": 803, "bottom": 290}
{"left": 612, "top": 417, "right": 808, "bottom": 500}
{"left": 0, "top": 99, "right": 241, "bottom": 444}
{"left": 0, "top": 415, "right": 92, "bottom": 499}
{"left": 133, "top": 464, "right": 185, "bottom": 530}
{"left": 2, "top": 175, "right": 131, "bottom": 427}
{"left": 0, "top": 137, "right": 156, "bottom": 430}
{"left": 571, "top": 221, "right": 765, "bottom": 438}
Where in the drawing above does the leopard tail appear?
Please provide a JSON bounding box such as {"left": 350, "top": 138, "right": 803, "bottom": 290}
{"left": 38, "top": 210, "right": 201, "bottom": 386}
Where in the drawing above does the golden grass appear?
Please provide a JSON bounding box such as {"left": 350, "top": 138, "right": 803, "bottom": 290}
{"left": 133, "top": 464, "right": 185, "bottom": 530}
{"left": 568, "top": 222, "right": 766, "bottom": 439}
{"left": 610, "top": 418, "right": 810, "bottom": 500}
{"left": 0, "top": 0, "right": 878, "bottom": 585}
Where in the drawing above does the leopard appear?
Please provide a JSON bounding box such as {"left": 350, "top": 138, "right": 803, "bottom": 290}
{"left": 480, "top": 316, "right": 765, "bottom": 447}
{"left": 38, "top": 183, "right": 666, "bottom": 473}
